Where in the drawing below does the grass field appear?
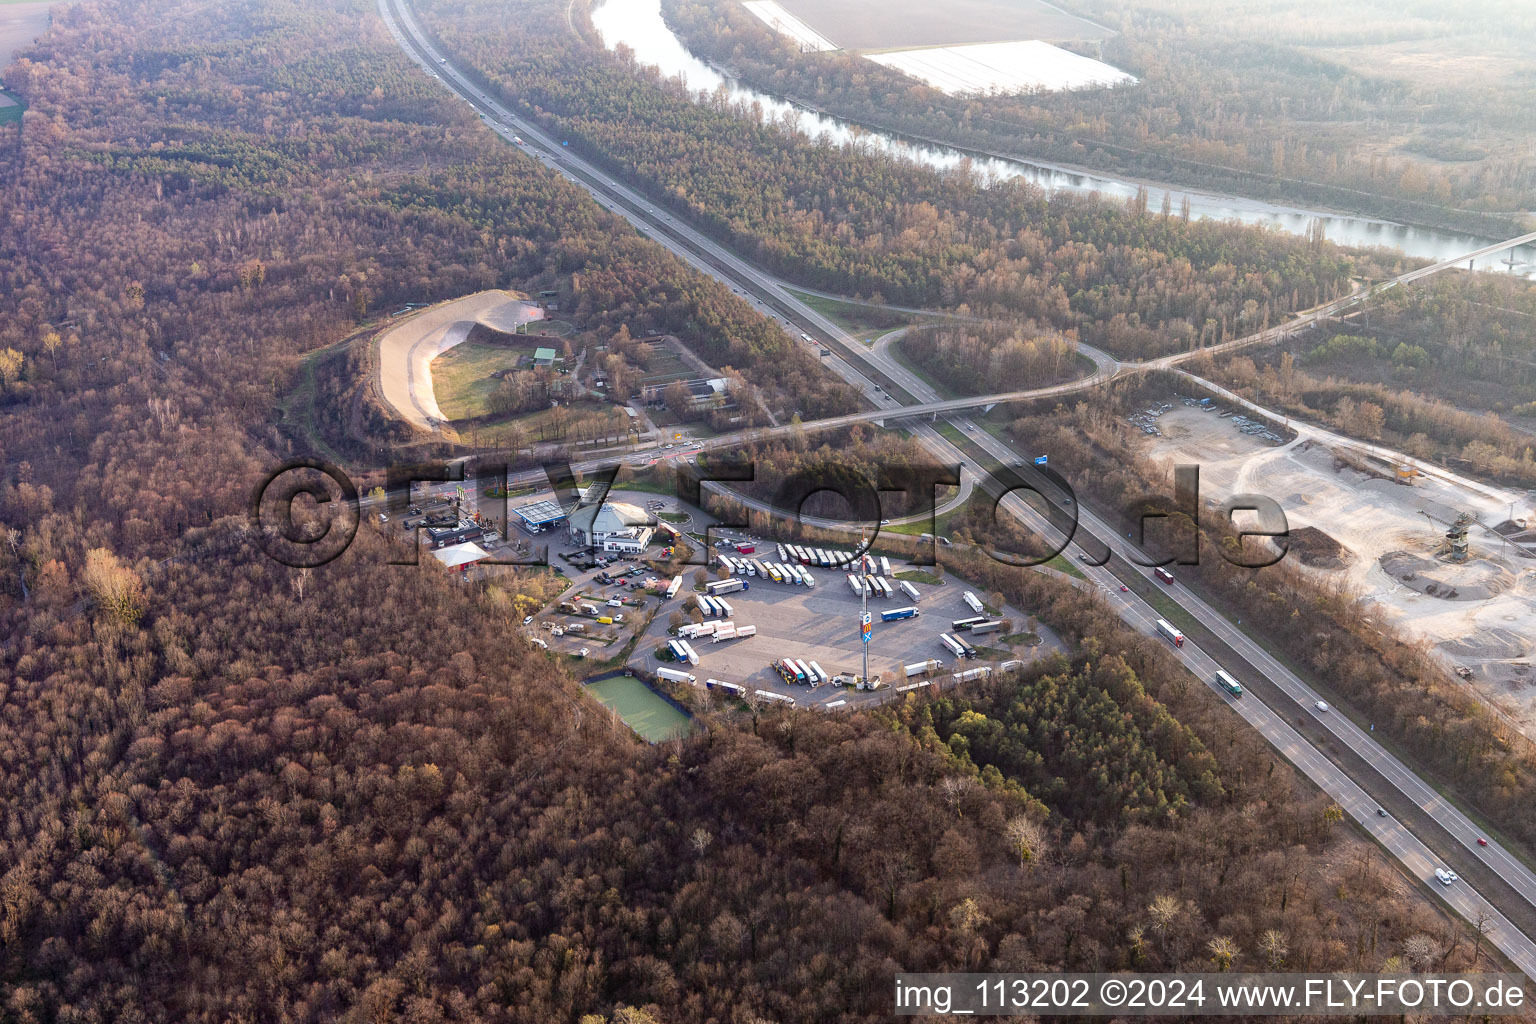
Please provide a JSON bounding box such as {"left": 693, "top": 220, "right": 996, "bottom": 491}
{"left": 431, "top": 340, "right": 546, "bottom": 419}
{"left": 784, "top": 288, "right": 912, "bottom": 339}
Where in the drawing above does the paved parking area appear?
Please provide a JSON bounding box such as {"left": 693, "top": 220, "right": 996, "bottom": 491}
{"left": 630, "top": 559, "right": 1063, "bottom": 709}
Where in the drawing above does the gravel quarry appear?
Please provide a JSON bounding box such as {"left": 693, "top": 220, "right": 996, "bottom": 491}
{"left": 1145, "top": 401, "right": 1536, "bottom": 738}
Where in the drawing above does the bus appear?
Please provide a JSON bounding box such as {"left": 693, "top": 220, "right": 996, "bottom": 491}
{"left": 1215, "top": 670, "right": 1243, "bottom": 696}
{"left": 1156, "top": 619, "right": 1184, "bottom": 648}
{"left": 775, "top": 543, "right": 787, "bottom": 562}
{"left": 1155, "top": 567, "right": 1175, "bottom": 584}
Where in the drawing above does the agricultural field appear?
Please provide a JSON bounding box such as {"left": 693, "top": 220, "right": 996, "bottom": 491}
{"left": 766, "top": 0, "right": 1111, "bottom": 50}
{"left": 866, "top": 40, "right": 1135, "bottom": 95}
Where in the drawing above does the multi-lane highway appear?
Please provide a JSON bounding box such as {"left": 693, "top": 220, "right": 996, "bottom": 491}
{"left": 379, "top": 0, "right": 1536, "bottom": 977}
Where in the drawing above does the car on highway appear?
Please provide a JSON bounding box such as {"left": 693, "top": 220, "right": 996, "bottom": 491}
{"left": 880, "top": 518, "right": 891, "bottom": 525}
{"left": 577, "top": 648, "right": 589, "bottom": 658}
{"left": 1119, "top": 584, "right": 1129, "bottom": 592}
{"left": 1314, "top": 700, "right": 1329, "bottom": 713}
{"left": 664, "top": 443, "right": 673, "bottom": 449}
{"left": 1478, "top": 837, "right": 1489, "bottom": 847}
{"left": 522, "top": 616, "right": 534, "bottom": 626}
{"left": 1435, "top": 868, "right": 1458, "bottom": 886}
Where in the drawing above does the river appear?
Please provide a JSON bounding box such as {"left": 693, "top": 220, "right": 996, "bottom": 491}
{"left": 590, "top": 0, "right": 1535, "bottom": 275}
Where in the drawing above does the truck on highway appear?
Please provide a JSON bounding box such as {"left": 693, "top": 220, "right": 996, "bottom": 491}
{"left": 656, "top": 667, "right": 696, "bottom": 684}
{"left": 881, "top": 606, "right": 919, "bottom": 622}
{"left": 1214, "top": 669, "right": 1243, "bottom": 696}
{"left": 1156, "top": 619, "right": 1185, "bottom": 648}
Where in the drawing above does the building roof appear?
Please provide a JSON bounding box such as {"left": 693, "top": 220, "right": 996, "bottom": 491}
{"left": 513, "top": 498, "right": 568, "bottom": 526}
{"left": 431, "top": 541, "right": 489, "bottom": 570}
{"left": 533, "top": 346, "right": 557, "bottom": 364}
{"left": 569, "top": 500, "right": 655, "bottom": 536}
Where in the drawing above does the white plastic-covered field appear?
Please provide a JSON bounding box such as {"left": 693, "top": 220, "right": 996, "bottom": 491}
{"left": 866, "top": 39, "right": 1135, "bottom": 95}
{"left": 741, "top": 1, "right": 839, "bottom": 52}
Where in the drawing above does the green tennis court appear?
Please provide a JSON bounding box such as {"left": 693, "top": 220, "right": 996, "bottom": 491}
{"left": 585, "top": 676, "right": 691, "bottom": 742}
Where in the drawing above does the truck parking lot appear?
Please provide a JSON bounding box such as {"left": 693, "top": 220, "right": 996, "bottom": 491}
{"left": 630, "top": 555, "right": 1062, "bottom": 710}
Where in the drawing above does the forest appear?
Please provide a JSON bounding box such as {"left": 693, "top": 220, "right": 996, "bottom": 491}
{"left": 662, "top": 0, "right": 1536, "bottom": 234}
{"left": 898, "top": 322, "right": 1082, "bottom": 395}
{"left": 416, "top": 0, "right": 1358, "bottom": 362}
{"left": 0, "top": 0, "right": 1515, "bottom": 1016}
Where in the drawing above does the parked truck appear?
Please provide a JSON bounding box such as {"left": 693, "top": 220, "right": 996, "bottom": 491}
{"left": 962, "top": 591, "right": 985, "bottom": 614}
{"left": 898, "top": 580, "right": 921, "bottom": 602}
{"left": 881, "top": 606, "right": 919, "bottom": 622}
{"left": 903, "top": 659, "right": 942, "bottom": 679}
{"left": 968, "top": 620, "right": 1004, "bottom": 636}
{"left": 706, "top": 578, "right": 746, "bottom": 596}
{"left": 656, "top": 667, "right": 696, "bottom": 684}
